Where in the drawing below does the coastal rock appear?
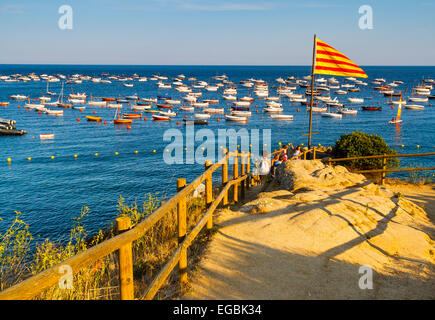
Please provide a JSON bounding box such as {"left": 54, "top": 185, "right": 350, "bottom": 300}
{"left": 185, "top": 160, "right": 435, "bottom": 299}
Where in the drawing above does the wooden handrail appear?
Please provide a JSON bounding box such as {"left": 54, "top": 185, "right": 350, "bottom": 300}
{"left": 329, "top": 152, "right": 435, "bottom": 162}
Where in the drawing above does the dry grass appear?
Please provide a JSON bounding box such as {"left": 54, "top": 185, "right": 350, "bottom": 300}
{"left": 0, "top": 191, "right": 214, "bottom": 300}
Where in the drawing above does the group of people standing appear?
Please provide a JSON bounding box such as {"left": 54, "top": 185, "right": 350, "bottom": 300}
{"left": 258, "top": 143, "right": 303, "bottom": 181}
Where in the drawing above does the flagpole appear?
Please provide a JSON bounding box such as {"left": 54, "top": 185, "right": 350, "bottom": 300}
{"left": 308, "top": 34, "right": 316, "bottom": 149}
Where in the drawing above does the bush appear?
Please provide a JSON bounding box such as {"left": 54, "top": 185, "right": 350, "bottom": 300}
{"left": 332, "top": 131, "right": 399, "bottom": 171}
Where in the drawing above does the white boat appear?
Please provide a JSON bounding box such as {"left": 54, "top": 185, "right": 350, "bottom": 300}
{"left": 265, "top": 101, "right": 282, "bottom": 108}
{"left": 405, "top": 104, "right": 425, "bottom": 110}
{"left": 240, "top": 96, "right": 254, "bottom": 102}
{"left": 70, "top": 93, "right": 87, "bottom": 99}
{"left": 40, "top": 133, "right": 54, "bottom": 140}
{"left": 225, "top": 115, "right": 247, "bottom": 123}
{"left": 233, "top": 101, "right": 251, "bottom": 107}
{"left": 10, "top": 94, "right": 28, "bottom": 100}
{"left": 265, "top": 96, "right": 280, "bottom": 101}
{"left": 264, "top": 107, "right": 283, "bottom": 113}
{"left": 231, "top": 111, "right": 251, "bottom": 117}
{"left": 131, "top": 105, "right": 150, "bottom": 111}
{"left": 321, "top": 112, "right": 342, "bottom": 119}
{"left": 223, "top": 95, "right": 237, "bottom": 101}
{"left": 270, "top": 114, "right": 293, "bottom": 120}
{"left": 203, "top": 108, "right": 224, "bottom": 114}
{"left": 142, "top": 98, "right": 157, "bottom": 103}
{"left": 194, "top": 113, "right": 211, "bottom": 119}
{"left": 408, "top": 97, "right": 428, "bottom": 102}
{"left": 88, "top": 101, "right": 107, "bottom": 106}
{"left": 192, "top": 102, "right": 209, "bottom": 108}
{"left": 159, "top": 110, "right": 177, "bottom": 117}
{"left": 123, "top": 83, "right": 134, "bottom": 87}
{"left": 347, "top": 97, "right": 364, "bottom": 103}
{"left": 107, "top": 103, "right": 123, "bottom": 109}
{"left": 165, "top": 99, "right": 181, "bottom": 105}
{"left": 338, "top": 108, "right": 358, "bottom": 115}
{"left": 306, "top": 106, "right": 327, "bottom": 112}
{"left": 180, "top": 106, "right": 194, "bottom": 112}
{"left": 335, "top": 90, "right": 348, "bottom": 95}
{"left": 205, "top": 86, "right": 218, "bottom": 92}
{"left": 45, "top": 109, "right": 64, "bottom": 116}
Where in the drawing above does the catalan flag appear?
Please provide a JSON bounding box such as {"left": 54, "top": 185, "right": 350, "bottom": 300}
{"left": 314, "top": 38, "right": 367, "bottom": 78}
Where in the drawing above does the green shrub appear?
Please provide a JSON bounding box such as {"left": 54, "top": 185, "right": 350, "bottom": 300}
{"left": 332, "top": 131, "right": 399, "bottom": 171}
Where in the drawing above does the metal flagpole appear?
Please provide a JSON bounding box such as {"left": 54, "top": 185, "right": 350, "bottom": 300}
{"left": 307, "top": 34, "right": 317, "bottom": 149}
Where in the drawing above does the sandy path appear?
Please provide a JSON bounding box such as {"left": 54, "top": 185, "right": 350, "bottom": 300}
{"left": 183, "top": 183, "right": 435, "bottom": 300}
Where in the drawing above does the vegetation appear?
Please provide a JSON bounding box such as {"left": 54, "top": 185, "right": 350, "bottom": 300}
{"left": 0, "top": 192, "right": 211, "bottom": 300}
{"left": 332, "top": 131, "right": 400, "bottom": 172}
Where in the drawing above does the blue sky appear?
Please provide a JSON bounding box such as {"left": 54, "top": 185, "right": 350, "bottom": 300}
{"left": 0, "top": 0, "right": 434, "bottom": 65}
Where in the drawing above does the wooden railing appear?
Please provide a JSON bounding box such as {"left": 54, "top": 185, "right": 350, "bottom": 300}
{"left": 327, "top": 152, "right": 435, "bottom": 184}
{"left": 0, "top": 150, "right": 255, "bottom": 300}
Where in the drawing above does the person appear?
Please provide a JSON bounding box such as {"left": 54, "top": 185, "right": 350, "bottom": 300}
{"left": 281, "top": 145, "right": 288, "bottom": 161}
{"left": 271, "top": 154, "right": 283, "bottom": 177}
{"left": 291, "top": 145, "right": 302, "bottom": 160}
{"left": 258, "top": 150, "right": 271, "bottom": 184}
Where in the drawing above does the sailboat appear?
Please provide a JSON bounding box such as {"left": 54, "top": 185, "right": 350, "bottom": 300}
{"left": 57, "top": 82, "right": 72, "bottom": 108}
{"left": 46, "top": 80, "right": 56, "bottom": 96}
{"left": 389, "top": 98, "right": 403, "bottom": 124}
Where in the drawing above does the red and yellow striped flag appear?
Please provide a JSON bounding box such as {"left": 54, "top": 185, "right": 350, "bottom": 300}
{"left": 314, "top": 38, "right": 367, "bottom": 78}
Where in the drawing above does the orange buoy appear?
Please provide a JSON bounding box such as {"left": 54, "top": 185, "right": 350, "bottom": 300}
{"left": 217, "top": 118, "right": 220, "bottom": 122}
{"left": 176, "top": 121, "right": 179, "bottom": 125}
{"left": 77, "top": 117, "right": 80, "bottom": 122}
{"left": 127, "top": 126, "right": 131, "bottom": 130}
{"left": 144, "top": 117, "right": 147, "bottom": 120}
{"left": 104, "top": 121, "right": 107, "bottom": 125}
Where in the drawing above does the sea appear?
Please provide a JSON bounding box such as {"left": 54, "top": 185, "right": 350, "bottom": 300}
{"left": 0, "top": 65, "right": 434, "bottom": 243}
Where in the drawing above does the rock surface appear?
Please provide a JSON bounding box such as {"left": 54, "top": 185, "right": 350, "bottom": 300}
{"left": 184, "top": 161, "right": 435, "bottom": 299}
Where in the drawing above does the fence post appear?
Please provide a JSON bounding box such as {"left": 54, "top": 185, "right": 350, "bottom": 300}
{"left": 246, "top": 152, "right": 251, "bottom": 189}
{"left": 313, "top": 147, "right": 316, "bottom": 160}
{"left": 254, "top": 159, "right": 258, "bottom": 186}
{"left": 303, "top": 150, "right": 307, "bottom": 160}
{"left": 328, "top": 157, "right": 332, "bottom": 167}
{"left": 233, "top": 152, "right": 239, "bottom": 203}
{"left": 205, "top": 160, "right": 213, "bottom": 229}
{"left": 381, "top": 153, "right": 387, "bottom": 185}
{"left": 116, "top": 217, "right": 134, "bottom": 300}
{"left": 177, "top": 179, "right": 187, "bottom": 286}
{"left": 241, "top": 154, "right": 246, "bottom": 199}
{"left": 222, "top": 150, "right": 228, "bottom": 206}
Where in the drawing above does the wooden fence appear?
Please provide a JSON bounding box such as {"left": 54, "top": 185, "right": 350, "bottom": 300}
{"left": 0, "top": 145, "right": 331, "bottom": 300}
{"left": 0, "top": 150, "right": 262, "bottom": 300}
{"left": 327, "top": 152, "right": 435, "bottom": 184}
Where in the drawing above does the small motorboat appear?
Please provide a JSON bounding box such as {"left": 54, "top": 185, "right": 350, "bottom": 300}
{"left": 306, "top": 106, "right": 327, "bottom": 112}
{"left": 156, "top": 104, "right": 172, "bottom": 109}
{"left": 264, "top": 107, "right": 283, "bottom": 113}
{"left": 0, "top": 102, "right": 9, "bottom": 106}
{"left": 39, "top": 133, "right": 54, "bottom": 139}
{"left": 152, "top": 114, "right": 170, "bottom": 121}
{"left": 114, "top": 118, "right": 133, "bottom": 124}
{"left": 159, "top": 110, "right": 177, "bottom": 117}
{"left": 122, "top": 113, "right": 142, "bottom": 119}
{"left": 72, "top": 106, "right": 86, "bottom": 111}
{"left": 347, "top": 98, "right": 364, "bottom": 103}
{"left": 107, "top": 103, "right": 123, "bottom": 109}
{"left": 338, "top": 108, "right": 358, "bottom": 115}
{"left": 45, "top": 109, "right": 63, "bottom": 116}
{"left": 180, "top": 106, "right": 195, "bottom": 112}
{"left": 102, "top": 97, "right": 117, "bottom": 102}
{"left": 86, "top": 116, "right": 102, "bottom": 122}
{"left": 231, "top": 111, "right": 251, "bottom": 117}
{"left": 194, "top": 113, "right": 211, "bottom": 119}
{"left": 270, "top": 114, "right": 293, "bottom": 120}
{"left": 225, "top": 115, "right": 247, "bottom": 123}
{"left": 203, "top": 108, "right": 224, "bottom": 114}
{"left": 321, "top": 112, "right": 342, "bottom": 119}
{"left": 405, "top": 104, "right": 425, "bottom": 110}
{"left": 182, "top": 119, "right": 208, "bottom": 125}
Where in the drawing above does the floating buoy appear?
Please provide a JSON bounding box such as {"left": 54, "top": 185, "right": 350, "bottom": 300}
{"left": 127, "top": 126, "right": 131, "bottom": 130}
{"left": 176, "top": 121, "right": 179, "bottom": 125}
{"left": 417, "top": 145, "right": 420, "bottom": 148}
{"left": 153, "top": 150, "right": 156, "bottom": 153}
{"left": 95, "top": 153, "right": 98, "bottom": 157}
{"left": 297, "top": 108, "right": 299, "bottom": 112}
{"left": 115, "top": 152, "right": 119, "bottom": 155}
{"left": 51, "top": 156, "right": 55, "bottom": 160}
{"left": 27, "top": 157, "right": 31, "bottom": 161}
{"left": 7, "top": 158, "right": 11, "bottom": 163}
{"left": 135, "top": 150, "right": 138, "bottom": 154}
{"left": 74, "top": 154, "right": 78, "bottom": 158}
{"left": 144, "top": 117, "right": 147, "bottom": 121}
{"left": 77, "top": 118, "right": 80, "bottom": 122}
{"left": 104, "top": 121, "right": 107, "bottom": 125}
{"left": 217, "top": 118, "right": 220, "bottom": 122}
{"left": 401, "top": 145, "right": 404, "bottom": 148}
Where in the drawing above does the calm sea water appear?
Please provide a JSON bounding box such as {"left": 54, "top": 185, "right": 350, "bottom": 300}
{"left": 0, "top": 65, "right": 434, "bottom": 242}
